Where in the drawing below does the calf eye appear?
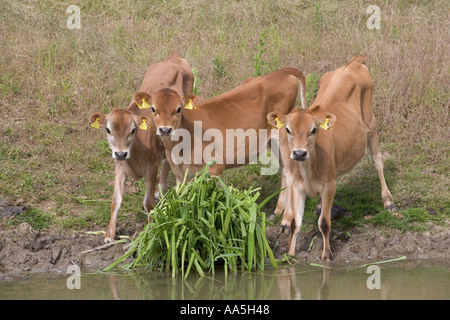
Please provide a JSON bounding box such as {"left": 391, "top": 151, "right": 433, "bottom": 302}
{"left": 286, "top": 127, "right": 292, "bottom": 135}
{"left": 176, "top": 106, "right": 181, "bottom": 114}
{"left": 310, "top": 127, "right": 317, "bottom": 135}
{"left": 130, "top": 128, "right": 136, "bottom": 134}
{"left": 106, "top": 128, "right": 111, "bottom": 134}
{"left": 151, "top": 107, "right": 156, "bottom": 113}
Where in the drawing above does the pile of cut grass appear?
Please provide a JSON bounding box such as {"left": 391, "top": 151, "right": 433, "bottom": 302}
{"left": 106, "top": 164, "right": 278, "bottom": 278}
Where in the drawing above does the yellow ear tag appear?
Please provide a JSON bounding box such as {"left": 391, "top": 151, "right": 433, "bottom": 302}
{"left": 91, "top": 117, "right": 100, "bottom": 129}
{"left": 320, "top": 118, "right": 330, "bottom": 130}
{"left": 139, "top": 118, "right": 149, "bottom": 130}
{"left": 184, "top": 99, "right": 194, "bottom": 110}
{"left": 141, "top": 98, "right": 151, "bottom": 109}
{"left": 275, "top": 117, "right": 285, "bottom": 129}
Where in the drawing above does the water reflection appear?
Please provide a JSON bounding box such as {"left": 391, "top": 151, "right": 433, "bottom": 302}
{"left": 0, "top": 262, "right": 448, "bottom": 300}
{"left": 275, "top": 267, "right": 302, "bottom": 300}
{"left": 107, "top": 269, "right": 281, "bottom": 300}
{"left": 103, "top": 262, "right": 449, "bottom": 300}
{"left": 109, "top": 275, "right": 120, "bottom": 300}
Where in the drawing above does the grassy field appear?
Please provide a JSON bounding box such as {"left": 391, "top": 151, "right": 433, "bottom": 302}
{"left": 0, "top": 0, "right": 448, "bottom": 234}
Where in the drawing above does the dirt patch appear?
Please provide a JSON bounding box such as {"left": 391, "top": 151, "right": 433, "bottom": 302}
{"left": 0, "top": 198, "right": 28, "bottom": 219}
{"left": 0, "top": 220, "right": 449, "bottom": 280}
{"left": 0, "top": 222, "right": 142, "bottom": 280}
{"left": 266, "top": 222, "right": 450, "bottom": 265}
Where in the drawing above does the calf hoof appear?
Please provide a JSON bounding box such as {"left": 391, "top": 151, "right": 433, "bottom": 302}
{"left": 385, "top": 203, "right": 397, "bottom": 212}
{"left": 384, "top": 202, "right": 403, "bottom": 218}
{"left": 104, "top": 230, "right": 117, "bottom": 243}
{"left": 279, "top": 224, "right": 290, "bottom": 234}
{"left": 314, "top": 205, "right": 321, "bottom": 216}
{"left": 268, "top": 212, "right": 277, "bottom": 221}
{"left": 155, "top": 191, "right": 161, "bottom": 203}
{"left": 322, "top": 248, "right": 333, "bottom": 261}
{"left": 104, "top": 236, "right": 114, "bottom": 243}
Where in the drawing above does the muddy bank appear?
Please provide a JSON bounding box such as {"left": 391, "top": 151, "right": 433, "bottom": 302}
{"left": 0, "top": 221, "right": 449, "bottom": 280}
{"left": 267, "top": 222, "right": 450, "bottom": 265}
{"left": 0, "top": 222, "right": 142, "bottom": 281}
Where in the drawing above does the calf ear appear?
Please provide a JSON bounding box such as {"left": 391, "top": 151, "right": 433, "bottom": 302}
{"left": 310, "top": 106, "right": 336, "bottom": 130}
{"left": 133, "top": 92, "right": 152, "bottom": 110}
{"left": 182, "top": 94, "right": 200, "bottom": 110}
{"left": 134, "top": 115, "right": 152, "bottom": 130}
{"left": 90, "top": 112, "right": 106, "bottom": 129}
{"left": 267, "top": 111, "right": 286, "bottom": 129}
{"left": 323, "top": 113, "right": 336, "bottom": 130}
{"left": 318, "top": 112, "right": 336, "bottom": 130}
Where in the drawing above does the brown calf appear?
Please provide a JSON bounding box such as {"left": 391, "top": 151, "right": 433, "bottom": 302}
{"left": 268, "top": 56, "right": 395, "bottom": 261}
{"left": 90, "top": 53, "right": 194, "bottom": 242}
{"left": 132, "top": 68, "right": 307, "bottom": 182}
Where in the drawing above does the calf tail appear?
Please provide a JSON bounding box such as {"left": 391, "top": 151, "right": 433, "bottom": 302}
{"left": 278, "top": 67, "right": 307, "bottom": 109}
{"left": 344, "top": 55, "right": 367, "bottom": 68}
{"left": 298, "top": 72, "right": 307, "bottom": 109}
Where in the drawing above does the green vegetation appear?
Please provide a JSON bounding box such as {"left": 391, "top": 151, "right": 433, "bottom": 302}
{"left": 106, "top": 164, "right": 278, "bottom": 277}
{"left": 0, "top": 0, "right": 448, "bottom": 236}
{"left": 305, "top": 72, "right": 321, "bottom": 105}
{"left": 4, "top": 208, "right": 51, "bottom": 230}
{"left": 252, "top": 29, "right": 269, "bottom": 77}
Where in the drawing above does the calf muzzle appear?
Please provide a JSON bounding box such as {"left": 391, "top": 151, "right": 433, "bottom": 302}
{"left": 113, "top": 151, "right": 128, "bottom": 160}
{"left": 291, "top": 149, "right": 308, "bottom": 161}
{"left": 158, "top": 127, "right": 173, "bottom": 136}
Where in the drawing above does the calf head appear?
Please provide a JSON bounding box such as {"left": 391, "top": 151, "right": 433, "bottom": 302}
{"left": 133, "top": 89, "right": 199, "bottom": 137}
{"left": 268, "top": 106, "right": 336, "bottom": 162}
{"left": 90, "top": 108, "right": 151, "bottom": 160}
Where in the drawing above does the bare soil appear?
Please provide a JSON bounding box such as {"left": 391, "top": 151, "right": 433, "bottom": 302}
{"left": 0, "top": 220, "right": 449, "bottom": 280}
{"left": 267, "top": 222, "right": 450, "bottom": 265}
{"left": 0, "top": 222, "right": 142, "bottom": 280}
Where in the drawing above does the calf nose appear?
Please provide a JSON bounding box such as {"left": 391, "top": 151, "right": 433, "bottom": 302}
{"left": 114, "top": 151, "right": 128, "bottom": 160}
{"left": 159, "top": 127, "right": 173, "bottom": 135}
{"left": 292, "top": 149, "right": 307, "bottom": 161}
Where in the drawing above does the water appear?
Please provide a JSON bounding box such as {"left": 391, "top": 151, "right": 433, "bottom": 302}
{"left": 0, "top": 261, "right": 448, "bottom": 300}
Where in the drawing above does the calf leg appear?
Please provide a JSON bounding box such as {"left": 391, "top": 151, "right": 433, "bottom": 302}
{"left": 272, "top": 166, "right": 287, "bottom": 219}
{"left": 367, "top": 129, "right": 395, "bottom": 211}
{"left": 314, "top": 197, "right": 322, "bottom": 215}
{"left": 144, "top": 164, "right": 159, "bottom": 217}
{"left": 275, "top": 134, "right": 295, "bottom": 228}
{"left": 280, "top": 175, "right": 295, "bottom": 232}
{"left": 271, "top": 135, "right": 287, "bottom": 219}
{"left": 155, "top": 159, "right": 170, "bottom": 201}
{"left": 159, "top": 159, "right": 170, "bottom": 195}
{"left": 287, "top": 189, "right": 307, "bottom": 256}
{"left": 106, "top": 166, "right": 127, "bottom": 243}
{"left": 318, "top": 182, "right": 336, "bottom": 261}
